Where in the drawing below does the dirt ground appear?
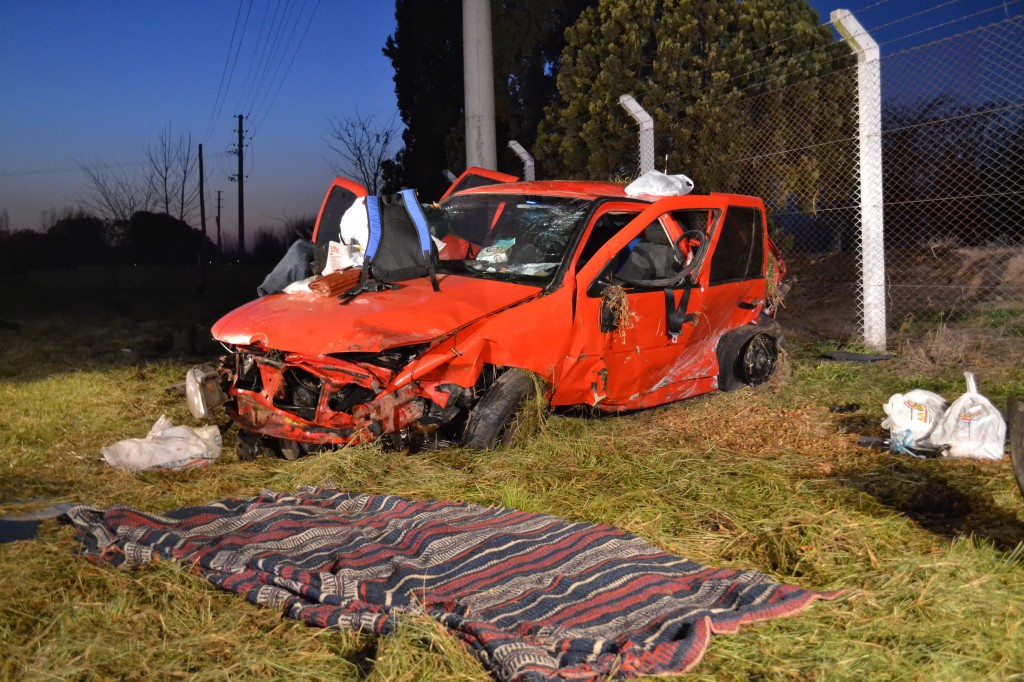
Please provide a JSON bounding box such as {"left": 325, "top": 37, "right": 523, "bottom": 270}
{"left": 778, "top": 246, "right": 1024, "bottom": 344}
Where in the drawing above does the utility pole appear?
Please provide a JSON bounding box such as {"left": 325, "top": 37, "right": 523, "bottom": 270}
{"left": 234, "top": 114, "right": 246, "bottom": 262}
{"left": 462, "top": 0, "right": 497, "bottom": 169}
{"left": 215, "top": 190, "right": 223, "bottom": 253}
{"left": 198, "top": 143, "right": 208, "bottom": 293}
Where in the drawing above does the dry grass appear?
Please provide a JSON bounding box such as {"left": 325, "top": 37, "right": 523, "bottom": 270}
{"left": 2, "top": 291, "right": 1024, "bottom": 681}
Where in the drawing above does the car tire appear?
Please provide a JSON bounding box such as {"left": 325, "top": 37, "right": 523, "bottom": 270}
{"left": 462, "top": 369, "right": 542, "bottom": 450}
{"left": 237, "top": 429, "right": 270, "bottom": 461}
{"left": 717, "top": 320, "right": 780, "bottom": 392}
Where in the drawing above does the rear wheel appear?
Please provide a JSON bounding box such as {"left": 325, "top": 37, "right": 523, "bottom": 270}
{"left": 717, "top": 321, "right": 780, "bottom": 392}
{"left": 462, "top": 369, "right": 542, "bottom": 450}
{"left": 739, "top": 333, "right": 778, "bottom": 386}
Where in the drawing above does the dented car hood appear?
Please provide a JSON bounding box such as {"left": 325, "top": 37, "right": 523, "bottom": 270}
{"left": 211, "top": 275, "right": 540, "bottom": 355}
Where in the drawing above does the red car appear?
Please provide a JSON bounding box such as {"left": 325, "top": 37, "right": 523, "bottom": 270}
{"left": 196, "top": 169, "right": 786, "bottom": 457}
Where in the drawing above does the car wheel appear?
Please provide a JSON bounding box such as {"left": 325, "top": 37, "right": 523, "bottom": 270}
{"left": 237, "top": 429, "right": 271, "bottom": 461}
{"left": 276, "top": 439, "right": 303, "bottom": 461}
{"left": 739, "top": 333, "right": 778, "bottom": 386}
{"left": 717, "top": 322, "right": 780, "bottom": 392}
{"left": 462, "top": 369, "right": 542, "bottom": 450}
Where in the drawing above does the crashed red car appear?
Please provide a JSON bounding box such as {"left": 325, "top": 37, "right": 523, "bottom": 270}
{"left": 200, "top": 169, "right": 786, "bottom": 457}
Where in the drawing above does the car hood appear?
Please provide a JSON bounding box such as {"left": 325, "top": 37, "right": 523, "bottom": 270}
{"left": 211, "top": 275, "right": 541, "bottom": 355}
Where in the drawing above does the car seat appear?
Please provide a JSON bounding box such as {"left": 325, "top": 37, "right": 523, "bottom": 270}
{"left": 616, "top": 224, "right": 678, "bottom": 282}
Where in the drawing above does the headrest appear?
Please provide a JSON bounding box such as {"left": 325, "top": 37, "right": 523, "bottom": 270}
{"left": 644, "top": 224, "right": 670, "bottom": 244}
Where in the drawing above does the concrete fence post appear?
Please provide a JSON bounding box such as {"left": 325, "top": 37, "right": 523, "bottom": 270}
{"left": 833, "top": 9, "right": 887, "bottom": 351}
{"left": 507, "top": 140, "right": 535, "bottom": 181}
{"left": 619, "top": 94, "right": 654, "bottom": 176}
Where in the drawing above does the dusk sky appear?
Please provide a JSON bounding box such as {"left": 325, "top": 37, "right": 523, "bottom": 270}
{"left": 1, "top": 1, "right": 1018, "bottom": 247}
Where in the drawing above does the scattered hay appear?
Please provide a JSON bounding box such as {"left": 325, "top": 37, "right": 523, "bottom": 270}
{"left": 601, "top": 284, "right": 637, "bottom": 343}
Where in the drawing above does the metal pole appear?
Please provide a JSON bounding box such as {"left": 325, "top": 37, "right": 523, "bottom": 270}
{"left": 198, "top": 143, "right": 207, "bottom": 292}
{"left": 463, "top": 0, "right": 497, "bottom": 169}
{"left": 236, "top": 114, "right": 245, "bottom": 262}
{"left": 507, "top": 140, "right": 535, "bottom": 181}
{"left": 833, "top": 9, "right": 886, "bottom": 351}
{"left": 619, "top": 94, "right": 655, "bottom": 176}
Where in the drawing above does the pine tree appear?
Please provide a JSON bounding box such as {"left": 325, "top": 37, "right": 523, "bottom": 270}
{"left": 535, "top": 0, "right": 855, "bottom": 198}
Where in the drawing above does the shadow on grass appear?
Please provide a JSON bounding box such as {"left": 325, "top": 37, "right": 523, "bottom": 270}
{"left": 839, "top": 458, "right": 1024, "bottom": 551}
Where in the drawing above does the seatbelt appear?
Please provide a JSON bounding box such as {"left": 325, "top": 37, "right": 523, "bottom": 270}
{"left": 664, "top": 278, "right": 699, "bottom": 343}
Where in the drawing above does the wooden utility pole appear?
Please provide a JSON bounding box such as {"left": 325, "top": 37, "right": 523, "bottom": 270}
{"left": 236, "top": 114, "right": 246, "bottom": 262}
{"left": 215, "top": 190, "right": 223, "bottom": 252}
{"left": 198, "top": 143, "right": 208, "bottom": 292}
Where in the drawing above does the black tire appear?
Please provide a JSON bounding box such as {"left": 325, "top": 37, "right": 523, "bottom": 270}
{"left": 237, "top": 429, "right": 270, "bottom": 461}
{"left": 717, "top": 320, "right": 780, "bottom": 392}
{"left": 462, "top": 369, "right": 541, "bottom": 450}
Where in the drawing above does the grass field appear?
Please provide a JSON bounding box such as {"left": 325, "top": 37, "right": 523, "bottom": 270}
{"left": 1, "top": 287, "right": 1023, "bottom": 681}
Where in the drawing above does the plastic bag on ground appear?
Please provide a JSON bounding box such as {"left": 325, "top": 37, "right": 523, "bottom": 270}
{"left": 101, "top": 415, "right": 222, "bottom": 472}
{"left": 881, "top": 389, "right": 948, "bottom": 455}
{"left": 625, "top": 170, "right": 695, "bottom": 197}
{"left": 933, "top": 372, "right": 1007, "bottom": 460}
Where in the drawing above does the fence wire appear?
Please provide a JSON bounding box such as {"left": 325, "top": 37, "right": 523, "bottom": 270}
{"left": 705, "top": 14, "right": 1024, "bottom": 343}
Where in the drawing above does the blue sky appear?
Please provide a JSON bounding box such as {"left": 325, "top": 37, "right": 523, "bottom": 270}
{"left": 0, "top": 1, "right": 398, "bottom": 239}
{"left": 1, "top": 1, "right": 1018, "bottom": 243}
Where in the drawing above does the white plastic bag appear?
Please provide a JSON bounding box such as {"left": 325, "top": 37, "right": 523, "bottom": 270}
{"left": 624, "top": 170, "right": 695, "bottom": 197}
{"left": 932, "top": 372, "right": 1006, "bottom": 460}
{"left": 101, "top": 416, "right": 222, "bottom": 472}
{"left": 881, "top": 389, "right": 948, "bottom": 454}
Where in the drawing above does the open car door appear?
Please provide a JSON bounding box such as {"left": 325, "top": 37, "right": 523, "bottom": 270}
{"left": 440, "top": 167, "right": 518, "bottom": 201}
{"left": 310, "top": 177, "right": 369, "bottom": 245}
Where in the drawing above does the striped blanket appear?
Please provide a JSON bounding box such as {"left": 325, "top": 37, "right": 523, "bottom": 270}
{"left": 65, "top": 488, "right": 835, "bottom": 680}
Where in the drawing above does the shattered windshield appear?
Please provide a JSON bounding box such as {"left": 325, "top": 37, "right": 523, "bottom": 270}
{"left": 431, "top": 194, "right": 594, "bottom": 284}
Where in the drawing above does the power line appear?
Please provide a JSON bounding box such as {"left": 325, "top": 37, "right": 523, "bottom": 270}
{"left": 244, "top": 0, "right": 301, "bottom": 116}
{"left": 204, "top": 0, "right": 249, "bottom": 143}
{"left": 236, "top": 0, "right": 286, "bottom": 117}
{"left": 206, "top": 0, "right": 256, "bottom": 144}
{"left": 250, "top": 0, "right": 322, "bottom": 138}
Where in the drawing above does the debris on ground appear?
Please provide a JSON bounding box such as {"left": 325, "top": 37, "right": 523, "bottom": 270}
{"left": 101, "top": 415, "right": 221, "bottom": 472}
{"left": 878, "top": 372, "right": 1007, "bottom": 460}
{"left": 822, "top": 350, "right": 895, "bottom": 363}
{"left": 933, "top": 372, "right": 1006, "bottom": 460}
{"left": 881, "top": 389, "right": 947, "bottom": 456}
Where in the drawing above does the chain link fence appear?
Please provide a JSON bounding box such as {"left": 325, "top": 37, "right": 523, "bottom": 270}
{"left": 879, "top": 16, "right": 1024, "bottom": 324}
{"left": 695, "top": 12, "right": 1024, "bottom": 346}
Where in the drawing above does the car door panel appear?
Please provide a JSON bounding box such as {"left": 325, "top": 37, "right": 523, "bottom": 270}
{"left": 557, "top": 195, "right": 766, "bottom": 409}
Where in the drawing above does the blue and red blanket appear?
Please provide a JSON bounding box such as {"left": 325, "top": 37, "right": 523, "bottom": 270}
{"left": 65, "top": 487, "right": 835, "bottom": 680}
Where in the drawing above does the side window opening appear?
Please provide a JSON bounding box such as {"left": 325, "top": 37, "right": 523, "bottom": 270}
{"left": 575, "top": 212, "right": 639, "bottom": 272}
{"left": 592, "top": 209, "right": 716, "bottom": 290}
{"left": 708, "top": 206, "right": 764, "bottom": 285}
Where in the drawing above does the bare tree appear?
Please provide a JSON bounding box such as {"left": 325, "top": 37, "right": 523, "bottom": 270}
{"left": 79, "top": 161, "right": 155, "bottom": 227}
{"left": 325, "top": 112, "right": 398, "bottom": 194}
{"left": 146, "top": 124, "right": 198, "bottom": 223}
{"left": 0, "top": 209, "right": 9, "bottom": 235}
